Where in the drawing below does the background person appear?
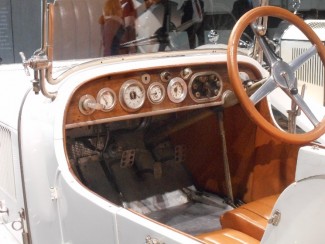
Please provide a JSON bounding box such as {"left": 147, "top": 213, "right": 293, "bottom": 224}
{"left": 120, "top": 0, "right": 137, "bottom": 53}
{"left": 232, "top": 0, "right": 254, "bottom": 38}
{"left": 181, "top": 0, "right": 204, "bottom": 49}
{"left": 99, "top": 0, "right": 125, "bottom": 56}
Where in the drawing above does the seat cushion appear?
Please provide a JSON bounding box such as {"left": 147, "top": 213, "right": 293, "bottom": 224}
{"left": 197, "top": 228, "right": 259, "bottom": 244}
{"left": 220, "top": 194, "right": 279, "bottom": 241}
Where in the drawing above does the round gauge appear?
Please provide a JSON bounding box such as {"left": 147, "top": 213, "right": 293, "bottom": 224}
{"left": 96, "top": 88, "right": 116, "bottom": 112}
{"left": 141, "top": 73, "right": 151, "bottom": 84}
{"left": 167, "top": 77, "right": 187, "bottom": 103}
{"left": 147, "top": 82, "right": 165, "bottom": 104}
{"left": 119, "top": 79, "right": 145, "bottom": 111}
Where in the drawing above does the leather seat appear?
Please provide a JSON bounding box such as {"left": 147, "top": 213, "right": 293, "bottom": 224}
{"left": 197, "top": 228, "right": 259, "bottom": 244}
{"left": 220, "top": 194, "right": 279, "bottom": 241}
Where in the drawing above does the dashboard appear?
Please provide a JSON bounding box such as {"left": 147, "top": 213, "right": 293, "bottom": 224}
{"left": 65, "top": 62, "right": 261, "bottom": 129}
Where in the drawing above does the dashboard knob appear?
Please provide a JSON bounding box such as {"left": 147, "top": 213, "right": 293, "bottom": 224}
{"left": 160, "top": 71, "right": 172, "bottom": 82}
{"left": 181, "top": 68, "right": 193, "bottom": 80}
{"left": 79, "top": 94, "right": 98, "bottom": 115}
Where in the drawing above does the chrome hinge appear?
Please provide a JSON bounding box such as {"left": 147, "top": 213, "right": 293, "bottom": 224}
{"left": 0, "top": 200, "right": 9, "bottom": 224}
{"left": 145, "top": 235, "right": 165, "bottom": 244}
{"left": 12, "top": 209, "right": 31, "bottom": 244}
{"left": 50, "top": 187, "right": 58, "bottom": 200}
{"left": 268, "top": 209, "right": 281, "bottom": 226}
{"left": 0, "top": 200, "right": 9, "bottom": 215}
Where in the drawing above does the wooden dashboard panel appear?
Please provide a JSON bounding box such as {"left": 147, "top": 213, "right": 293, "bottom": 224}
{"left": 65, "top": 63, "right": 260, "bottom": 128}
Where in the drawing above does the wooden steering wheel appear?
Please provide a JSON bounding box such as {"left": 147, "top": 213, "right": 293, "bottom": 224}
{"left": 227, "top": 6, "right": 325, "bottom": 144}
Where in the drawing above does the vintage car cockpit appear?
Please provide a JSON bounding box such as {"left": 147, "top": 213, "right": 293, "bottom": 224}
{"left": 1, "top": 0, "right": 325, "bottom": 243}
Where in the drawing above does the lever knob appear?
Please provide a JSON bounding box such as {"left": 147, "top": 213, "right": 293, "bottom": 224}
{"left": 19, "top": 52, "right": 31, "bottom": 76}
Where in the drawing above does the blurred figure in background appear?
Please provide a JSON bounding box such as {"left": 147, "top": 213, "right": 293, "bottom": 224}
{"left": 99, "top": 0, "right": 125, "bottom": 56}
{"left": 232, "top": 0, "right": 254, "bottom": 38}
{"left": 181, "top": 0, "right": 204, "bottom": 49}
{"left": 232, "top": 0, "right": 253, "bottom": 20}
{"left": 120, "top": 0, "right": 137, "bottom": 53}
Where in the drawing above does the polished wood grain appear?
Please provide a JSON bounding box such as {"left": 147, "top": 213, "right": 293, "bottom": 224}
{"left": 65, "top": 63, "right": 259, "bottom": 128}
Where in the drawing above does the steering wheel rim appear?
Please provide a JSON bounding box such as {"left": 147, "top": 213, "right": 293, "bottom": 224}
{"left": 227, "top": 6, "right": 325, "bottom": 144}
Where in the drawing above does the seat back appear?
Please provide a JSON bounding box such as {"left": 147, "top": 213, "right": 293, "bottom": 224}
{"left": 53, "top": 0, "right": 105, "bottom": 60}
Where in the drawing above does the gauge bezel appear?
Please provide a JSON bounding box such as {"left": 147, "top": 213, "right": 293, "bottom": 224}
{"left": 147, "top": 82, "right": 165, "bottom": 104}
{"left": 167, "top": 77, "right": 187, "bottom": 103}
{"left": 96, "top": 88, "right": 117, "bottom": 112}
{"left": 119, "top": 79, "right": 145, "bottom": 112}
{"left": 188, "top": 71, "right": 223, "bottom": 103}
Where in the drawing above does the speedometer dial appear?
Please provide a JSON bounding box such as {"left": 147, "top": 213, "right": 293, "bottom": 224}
{"left": 167, "top": 77, "right": 187, "bottom": 103}
{"left": 119, "top": 79, "right": 145, "bottom": 112}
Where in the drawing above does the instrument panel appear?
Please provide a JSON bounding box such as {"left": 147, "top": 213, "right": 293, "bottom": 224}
{"left": 65, "top": 63, "right": 259, "bottom": 128}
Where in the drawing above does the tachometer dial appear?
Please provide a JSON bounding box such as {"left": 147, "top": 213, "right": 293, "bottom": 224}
{"left": 147, "top": 82, "right": 165, "bottom": 104}
{"left": 96, "top": 88, "right": 116, "bottom": 112}
{"left": 119, "top": 79, "right": 145, "bottom": 111}
{"left": 167, "top": 77, "right": 187, "bottom": 103}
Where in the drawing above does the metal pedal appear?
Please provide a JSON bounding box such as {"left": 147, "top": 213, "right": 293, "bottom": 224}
{"left": 175, "top": 145, "right": 186, "bottom": 163}
{"left": 120, "top": 149, "right": 136, "bottom": 168}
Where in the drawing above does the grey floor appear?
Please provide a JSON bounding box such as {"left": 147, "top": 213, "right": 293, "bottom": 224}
{"left": 147, "top": 199, "right": 232, "bottom": 235}
{"left": 69, "top": 142, "right": 234, "bottom": 236}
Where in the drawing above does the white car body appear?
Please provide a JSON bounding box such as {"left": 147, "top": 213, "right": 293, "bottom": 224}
{"left": 1, "top": 0, "right": 325, "bottom": 244}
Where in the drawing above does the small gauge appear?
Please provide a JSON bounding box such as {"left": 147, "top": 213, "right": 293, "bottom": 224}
{"left": 119, "top": 79, "right": 145, "bottom": 111}
{"left": 141, "top": 73, "right": 151, "bottom": 84}
{"left": 96, "top": 88, "right": 116, "bottom": 112}
{"left": 147, "top": 82, "right": 165, "bottom": 104}
{"left": 167, "top": 77, "right": 187, "bottom": 103}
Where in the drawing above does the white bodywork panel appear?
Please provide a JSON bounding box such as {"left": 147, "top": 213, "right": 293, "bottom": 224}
{"left": 0, "top": 64, "right": 31, "bottom": 129}
{"left": 0, "top": 64, "right": 29, "bottom": 237}
{"left": 262, "top": 175, "right": 325, "bottom": 244}
{"left": 295, "top": 145, "right": 325, "bottom": 181}
{"left": 0, "top": 223, "right": 21, "bottom": 244}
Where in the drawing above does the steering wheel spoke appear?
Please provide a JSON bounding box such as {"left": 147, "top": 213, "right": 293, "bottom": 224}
{"left": 289, "top": 92, "right": 320, "bottom": 127}
{"left": 289, "top": 45, "right": 318, "bottom": 71}
{"left": 251, "top": 24, "right": 280, "bottom": 66}
{"left": 250, "top": 76, "right": 277, "bottom": 105}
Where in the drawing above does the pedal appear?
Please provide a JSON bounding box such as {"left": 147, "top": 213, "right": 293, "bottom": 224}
{"left": 175, "top": 145, "right": 186, "bottom": 163}
{"left": 120, "top": 149, "right": 136, "bottom": 168}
